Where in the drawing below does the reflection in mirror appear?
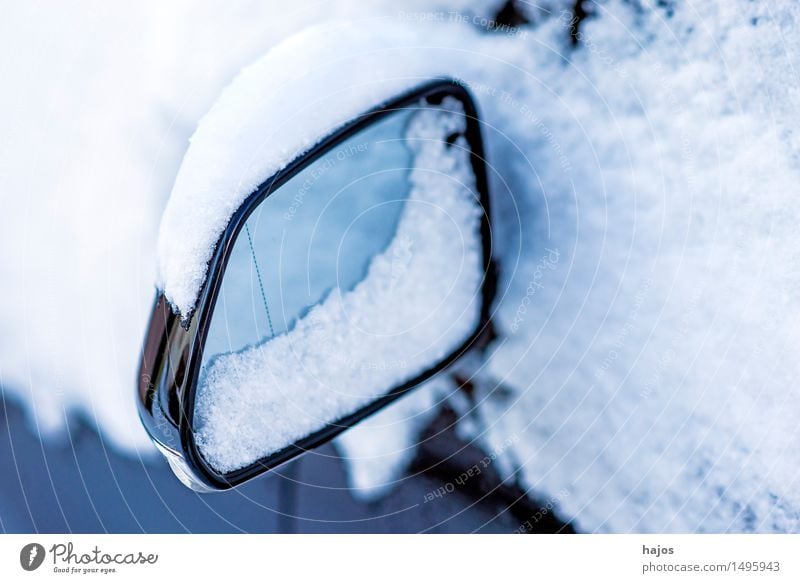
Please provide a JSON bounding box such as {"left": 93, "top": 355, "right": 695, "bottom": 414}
{"left": 193, "top": 98, "right": 484, "bottom": 474}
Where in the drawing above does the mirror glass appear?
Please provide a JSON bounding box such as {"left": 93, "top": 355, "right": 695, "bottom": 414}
{"left": 193, "top": 98, "right": 485, "bottom": 474}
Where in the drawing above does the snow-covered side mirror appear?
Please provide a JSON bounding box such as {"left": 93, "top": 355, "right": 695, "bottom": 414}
{"left": 138, "top": 80, "right": 494, "bottom": 491}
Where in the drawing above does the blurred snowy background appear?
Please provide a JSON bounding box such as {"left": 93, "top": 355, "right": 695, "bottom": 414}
{"left": 1, "top": 0, "right": 799, "bottom": 533}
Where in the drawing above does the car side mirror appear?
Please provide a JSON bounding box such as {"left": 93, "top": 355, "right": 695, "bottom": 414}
{"left": 138, "top": 80, "right": 495, "bottom": 491}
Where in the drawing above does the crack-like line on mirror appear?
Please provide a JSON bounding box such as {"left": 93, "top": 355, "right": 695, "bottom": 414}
{"left": 244, "top": 222, "right": 275, "bottom": 339}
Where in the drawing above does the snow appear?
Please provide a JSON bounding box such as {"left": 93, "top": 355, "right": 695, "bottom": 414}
{"left": 468, "top": 2, "right": 800, "bottom": 532}
{"left": 3, "top": 0, "right": 800, "bottom": 532}
{"left": 193, "top": 100, "right": 483, "bottom": 473}
{"left": 155, "top": 20, "right": 501, "bottom": 317}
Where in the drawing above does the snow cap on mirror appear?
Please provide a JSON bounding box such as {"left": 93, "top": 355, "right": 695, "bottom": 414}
{"left": 156, "top": 19, "right": 497, "bottom": 318}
